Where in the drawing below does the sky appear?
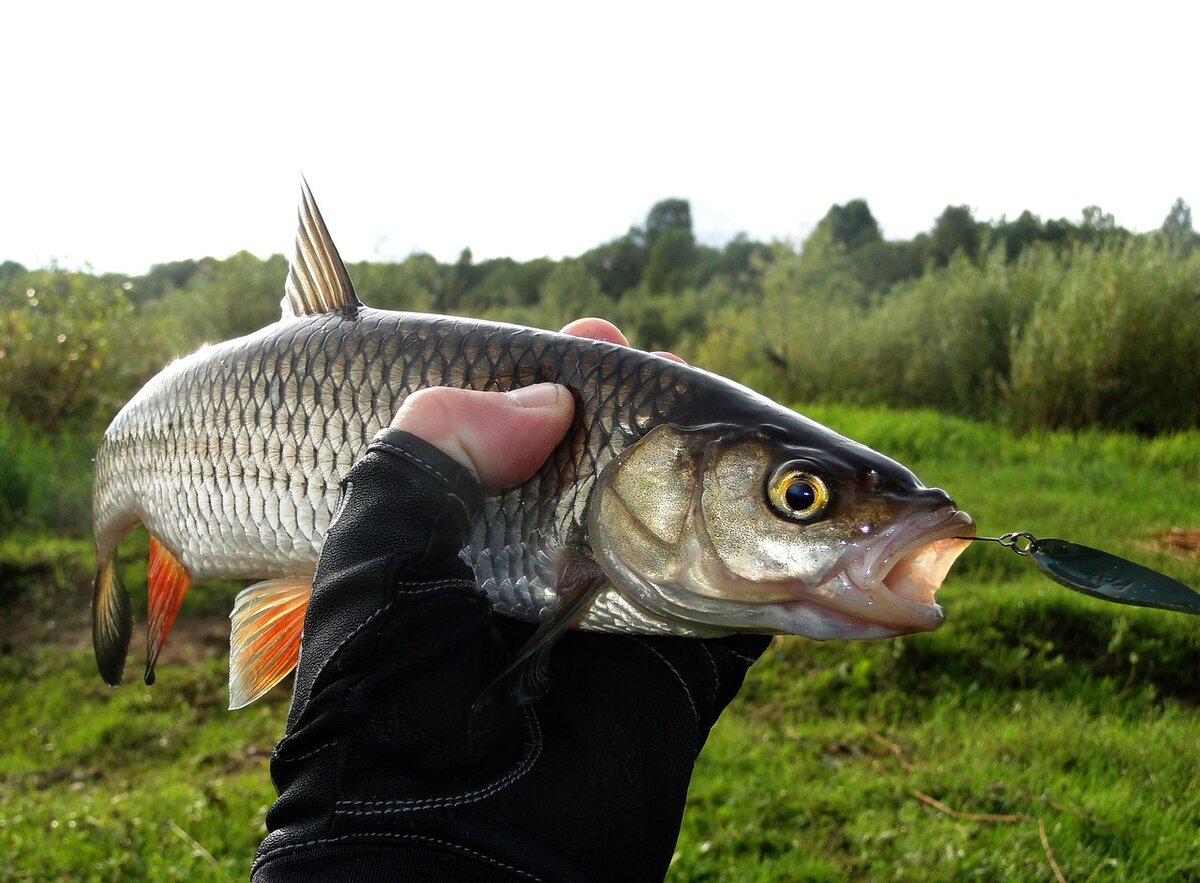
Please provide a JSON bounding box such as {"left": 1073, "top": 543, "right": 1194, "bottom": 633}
{"left": 2, "top": 1, "right": 1197, "bottom": 275}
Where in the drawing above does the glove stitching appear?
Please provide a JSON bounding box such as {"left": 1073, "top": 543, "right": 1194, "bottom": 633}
{"left": 254, "top": 832, "right": 546, "bottom": 882}
{"left": 699, "top": 643, "right": 721, "bottom": 710}
{"left": 370, "top": 439, "right": 470, "bottom": 514}
{"left": 713, "top": 645, "right": 762, "bottom": 666}
{"left": 290, "top": 580, "right": 478, "bottom": 726}
{"left": 392, "top": 577, "right": 479, "bottom": 596}
{"left": 278, "top": 599, "right": 394, "bottom": 747}
{"left": 272, "top": 739, "right": 336, "bottom": 763}
{"left": 336, "top": 706, "right": 543, "bottom": 812}
{"left": 629, "top": 637, "right": 700, "bottom": 737}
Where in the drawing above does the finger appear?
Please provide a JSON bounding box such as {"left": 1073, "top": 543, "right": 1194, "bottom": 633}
{"left": 560, "top": 318, "right": 628, "bottom": 346}
{"left": 652, "top": 351, "right": 687, "bottom": 365}
{"left": 391, "top": 384, "right": 575, "bottom": 488}
{"left": 560, "top": 318, "right": 686, "bottom": 364}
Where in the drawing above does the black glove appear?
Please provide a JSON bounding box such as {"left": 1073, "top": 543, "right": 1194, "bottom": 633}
{"left": 251, "top": 428, "right": 770, "bottom": 882}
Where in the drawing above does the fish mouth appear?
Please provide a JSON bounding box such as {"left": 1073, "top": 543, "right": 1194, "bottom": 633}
{"left": 785, "top": 507, "right": 976, "bottom": 637}
{"left": 868, "top": 508, "right": 976, "bottom": 606}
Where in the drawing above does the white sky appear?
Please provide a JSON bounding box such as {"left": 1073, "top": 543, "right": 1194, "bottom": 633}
{"left": 2, "top": 1, "right": 1197, "bottom": 275}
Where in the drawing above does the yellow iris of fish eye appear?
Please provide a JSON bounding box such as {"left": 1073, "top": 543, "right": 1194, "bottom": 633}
{"left": 767, "top": 468, "right": 830, "bottom": 521}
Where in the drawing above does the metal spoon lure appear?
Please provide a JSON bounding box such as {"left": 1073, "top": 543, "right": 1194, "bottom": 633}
{"left": 956, "top": 532, "right": 1200, "bottom": 615}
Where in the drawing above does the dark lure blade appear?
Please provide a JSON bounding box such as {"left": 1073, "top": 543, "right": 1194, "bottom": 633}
{"left": 962, "top": 532, "right": 1200, "bottom": 615}
{"left": 1029, "top": 539, "right": 1200, "bottom": 615}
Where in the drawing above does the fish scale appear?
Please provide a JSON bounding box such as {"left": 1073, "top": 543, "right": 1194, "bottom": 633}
{"left": 94, "top": 307, "right": 692, "bottom": 622}
{"left": 91, "top": 183, "right": 975, "bottom": 709}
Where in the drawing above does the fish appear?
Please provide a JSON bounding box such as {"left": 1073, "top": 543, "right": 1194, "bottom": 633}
{"left": 91, "top": 183, "right": 975, "bottom": 710}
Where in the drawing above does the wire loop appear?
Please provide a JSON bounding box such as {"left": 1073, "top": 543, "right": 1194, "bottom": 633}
{"left": 955, "top": 531, "right": 1040, "bottom": 556}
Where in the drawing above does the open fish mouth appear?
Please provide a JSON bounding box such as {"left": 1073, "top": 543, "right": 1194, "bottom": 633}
{"left": 794, "top": 508, "right": 976, "bottom": 636}
{"left": 881, "top": 533, "right": 974, "bottom": 605}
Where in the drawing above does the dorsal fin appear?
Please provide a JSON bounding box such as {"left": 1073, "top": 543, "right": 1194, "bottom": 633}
{"left": 282, "top": 179, "right": 362, "bottom": 318}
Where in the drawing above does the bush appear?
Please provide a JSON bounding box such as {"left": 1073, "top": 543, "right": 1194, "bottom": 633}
{"left": 0, "top": 413, "right": 95, "bottom": 535}
{"left": 1008, "top": 241, "right": 1200, "bottom": 433}
{"left": 689, "top": 238, "right": 1200, "bottom": 435}
{"left": 0, "top": 415, "right": 32, "bottom": 527}
{"left": 0, "top": 266, "right": 134, "bottom": 433}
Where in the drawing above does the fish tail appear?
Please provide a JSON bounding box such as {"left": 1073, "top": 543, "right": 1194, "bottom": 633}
{"left": 144, "top": 536, "right": 192, "bottom": 686}
{"left": 92, "top": 556, "right": 133, "bottom": 686}
{"left": 228, "top": 577, "right": 312, "bottom": 710}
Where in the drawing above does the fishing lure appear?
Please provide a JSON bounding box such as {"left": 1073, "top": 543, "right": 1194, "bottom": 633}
{"left": 960, "top": 532, "right": 1200, "bottom": 615}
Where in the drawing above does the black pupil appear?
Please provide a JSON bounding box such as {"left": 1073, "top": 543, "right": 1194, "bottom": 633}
{"left": 785, "top": 479, "right": 816, "bottom": 511}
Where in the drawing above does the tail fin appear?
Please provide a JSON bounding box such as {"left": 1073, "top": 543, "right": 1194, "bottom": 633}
{"left": 92, "top": 558, "right": 133, "bottom": 686}
{"left": 228, "top": 577, "right": 312, "bottom": 709}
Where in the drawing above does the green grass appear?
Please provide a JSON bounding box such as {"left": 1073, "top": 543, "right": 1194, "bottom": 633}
{"left": 0, "top": 651, "right": 284, "bottom": 881}
{"left": 2, "top": 404, "right": 1198, "bottom": 880}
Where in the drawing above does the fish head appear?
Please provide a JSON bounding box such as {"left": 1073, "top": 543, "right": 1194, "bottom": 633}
{"left": 587, "top": 421, "right": 975, "bottom": 639}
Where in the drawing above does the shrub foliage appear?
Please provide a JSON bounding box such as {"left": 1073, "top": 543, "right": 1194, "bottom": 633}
{"left": 2, "top": 197, "right": 1198, "bottom": 535}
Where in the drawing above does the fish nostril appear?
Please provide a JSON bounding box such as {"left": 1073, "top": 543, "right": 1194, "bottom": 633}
{"left": 858, "top": 469, "right": 881, "bottom": 491}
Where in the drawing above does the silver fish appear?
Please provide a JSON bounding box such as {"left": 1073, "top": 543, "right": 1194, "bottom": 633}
{"left": 91, "top": 183, "right": 975, "bottom": 708}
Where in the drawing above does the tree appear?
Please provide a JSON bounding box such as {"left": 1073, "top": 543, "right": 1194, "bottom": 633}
{"left": 818, "top": 199, "right": 882, "bottom": 251}
{"left": 349, "top": 253, "right": 445, "bottom": 313}
{"left": 644, "top": 199, "right": 693, "bottom": 250}
{"left": 930, "top": 205, "right": 982, "bottom": 266}
{"left": 584, "top": 234, "right": 646, "bottom": 299}
{"left": 1081, "top": 205, "right": 1115, "bottom": 233}
{"left": 644, "top": 228, "right": 698, "bottom": 293}
{"left": 538, "top": 259, "right": 609, "bottom": 327}
{"left": 716, "top": 234, "right": 771, "bottom": 290}
{"left": 443, "top": 247, "right": 477, "bottom": 311}
{"left": 852, "top": 240, "right": 924, "bottom": 292}
{"left": 990, "top": 211, "right": 1043, "bottom": 262}
{"left": 1161, "top": 198, "right": 1198, "bottom": 253}
{"left": 0, "top": 261, "right": 26, "bottom": 283}
{"left": 137, "top": 259, "right": 203, "bottom": 302}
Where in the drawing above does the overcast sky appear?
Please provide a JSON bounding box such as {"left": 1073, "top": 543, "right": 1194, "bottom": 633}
{"left": 3, "top": 1, "right": 1197, "bottom": 275}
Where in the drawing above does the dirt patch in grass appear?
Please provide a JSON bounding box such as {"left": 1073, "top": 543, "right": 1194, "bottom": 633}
{"left": 2, "top": 585, "right": 233, "bottom": 671}
{"left": 1145, "top": 527, "right": 1200, "bottom": 560}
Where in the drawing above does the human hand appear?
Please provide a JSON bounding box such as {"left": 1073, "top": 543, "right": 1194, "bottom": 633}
{"left": 253, "top": 319, "right": 770, "bottom": 882}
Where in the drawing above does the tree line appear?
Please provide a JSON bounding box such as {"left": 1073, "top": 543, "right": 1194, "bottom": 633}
{"left": 1, "top": 196, "right": 1198, "bottom": 532}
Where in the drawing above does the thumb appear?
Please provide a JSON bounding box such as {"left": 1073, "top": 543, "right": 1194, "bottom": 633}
{"left": 390, "top": 384, "right": 575, "bottom": 488}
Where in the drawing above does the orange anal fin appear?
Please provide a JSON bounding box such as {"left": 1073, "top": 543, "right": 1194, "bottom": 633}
{"left": 228, "top": 577, "right": 312, "bottom": 710}
{"left": 145, "top": 536, "right": 192, "bottom": 686}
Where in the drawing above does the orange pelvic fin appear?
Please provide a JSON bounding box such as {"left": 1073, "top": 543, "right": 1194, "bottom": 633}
{"left": 145, "top": 536, "right": 192, "bottom": 686}
{"left": 228, "top": 577, "right": 312, "bottom": 710}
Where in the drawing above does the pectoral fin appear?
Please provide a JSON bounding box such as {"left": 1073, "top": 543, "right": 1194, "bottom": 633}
{"left": 228, "top": 577, "right": 312, "bottom": 710}
{"left": 145, "top": 537, "right": 192, "bottom": 686}
{"left": 469, "top": 551, "right": 607, "bottom": 735}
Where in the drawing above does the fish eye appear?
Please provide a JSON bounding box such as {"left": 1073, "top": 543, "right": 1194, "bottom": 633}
{"left": 767, "top": 467, "right": 830, "bottom": 521}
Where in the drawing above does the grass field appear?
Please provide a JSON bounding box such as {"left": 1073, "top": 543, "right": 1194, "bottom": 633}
{"left": 2, "top": 405, "right": 1198, "bottom": 881}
